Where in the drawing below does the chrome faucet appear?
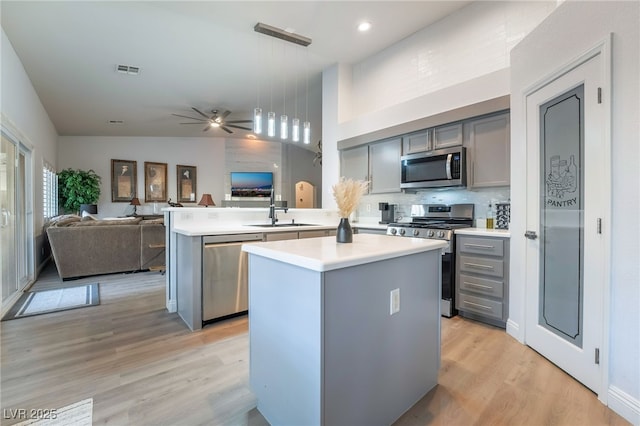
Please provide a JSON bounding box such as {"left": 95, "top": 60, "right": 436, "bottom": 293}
{"left": 268, "top": 187, "right": 288, "bottom": 226}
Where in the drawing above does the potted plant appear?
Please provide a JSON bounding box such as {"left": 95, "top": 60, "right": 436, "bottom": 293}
{"left": 58, "top": 168, "right": 101, "bottom": 214}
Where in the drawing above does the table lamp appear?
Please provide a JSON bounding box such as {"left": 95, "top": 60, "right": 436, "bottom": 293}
{"left": 130, "top": 197, "right": 141, "bottom": 215}
{"left": 198, "top": 194, "right": 215, "bottom": 207}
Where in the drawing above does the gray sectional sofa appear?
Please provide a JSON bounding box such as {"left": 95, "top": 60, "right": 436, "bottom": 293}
{"left": 45, "top": 215, "right": 166, "bottom": 280}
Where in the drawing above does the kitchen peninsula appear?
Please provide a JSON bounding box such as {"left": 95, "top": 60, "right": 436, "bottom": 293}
{"left": 242, "top": 234, "right": 447, "bottom": 426}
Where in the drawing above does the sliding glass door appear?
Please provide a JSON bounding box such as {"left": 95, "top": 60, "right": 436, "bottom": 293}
{"left": 1, "top": 130, "right": 33, "bottom": 304}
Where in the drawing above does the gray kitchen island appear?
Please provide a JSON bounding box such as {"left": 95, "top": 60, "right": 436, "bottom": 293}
{"left": 242, "top": 233, "right": 447, "bottom": 426}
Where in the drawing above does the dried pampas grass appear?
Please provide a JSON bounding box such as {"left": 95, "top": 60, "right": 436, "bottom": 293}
{"left": 332, "top": 177, "right": 369, "bottom": 218}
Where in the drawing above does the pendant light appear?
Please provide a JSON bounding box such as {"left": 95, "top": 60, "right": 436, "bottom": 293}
{"left": 267, "top": 39, "right": 276, "bottom": 137}
{"left": 292, "top": 46, "right": 300, "bottom": 142}
{"left": 303, "top": 48, "right": 311, "bottom": 144}
{"left": 253, "top": 23, "right": 312, "bottom": 143}
{"left": 280, "top": 43, "right": 288, "bottom": 140}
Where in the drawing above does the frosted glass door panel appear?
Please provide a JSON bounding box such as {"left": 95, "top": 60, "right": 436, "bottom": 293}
{"left": 539, "top": 85, "right": 584, "bottom": 347}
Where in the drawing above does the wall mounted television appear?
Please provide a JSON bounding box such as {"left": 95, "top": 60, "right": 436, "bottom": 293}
{"left": 230, "top": 172, "right": 273, "bottom": 197}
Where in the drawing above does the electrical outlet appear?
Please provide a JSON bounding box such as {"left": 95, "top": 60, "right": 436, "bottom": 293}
{"left": 390, "top": 288, "right": 400, "bottom": 315}
{"left": 366, "top": 203, "right": 371, "bottom": 212}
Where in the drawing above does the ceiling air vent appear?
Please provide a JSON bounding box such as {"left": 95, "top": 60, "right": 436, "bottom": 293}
{"left": 108, "top": 120, "right": 125, "bottom": 125}
{"left": 116, "top": 64, "right": 140, "bottom": 75}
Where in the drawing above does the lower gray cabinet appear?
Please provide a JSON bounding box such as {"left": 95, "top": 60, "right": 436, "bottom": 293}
{"left": 456, "top": 234, "right": 510, "bottom": 327}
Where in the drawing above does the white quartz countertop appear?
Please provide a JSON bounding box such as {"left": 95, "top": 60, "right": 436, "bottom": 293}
{"left": 172, "top": 223, "right": 336, "bottom": 236}
{"left": 455, "top": 228, "right": 511, "bottom": 238}
{"left": 242, "top": 233, "right": 447, "bottom": 272}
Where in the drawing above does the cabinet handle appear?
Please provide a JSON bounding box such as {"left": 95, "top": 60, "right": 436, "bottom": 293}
{"left": 464, "top": 281, "right": 492, "bottom": 290}
{"left": 464, "top": 262, "right": 494, "bottom": 270}
{"left": 464, "top": 243, "right": 495, "bottom": 249}
{"left": 463, "top": 300, "right": 493, "bottom": 311}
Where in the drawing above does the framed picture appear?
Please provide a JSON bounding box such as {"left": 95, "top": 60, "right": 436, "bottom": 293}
{"left": 111, "top": 159, "right": 137, "bottom": 202}
{"left": 177, "top": 165, "right": 197, "bottom": 203}
{"left": 144, "top": 161, "right": 168, "bottom": 202}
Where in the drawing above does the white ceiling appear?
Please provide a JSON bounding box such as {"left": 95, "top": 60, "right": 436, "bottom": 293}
{"left": 1, "top": 1, "right": 472, "bottom": 144}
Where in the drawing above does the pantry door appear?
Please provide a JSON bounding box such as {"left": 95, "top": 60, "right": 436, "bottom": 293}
{"left": 524, "top": 42, "right": 609, "bottom": 397}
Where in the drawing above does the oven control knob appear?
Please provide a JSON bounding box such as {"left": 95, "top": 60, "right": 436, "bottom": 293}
{"left": 399, "top": 228, "right": 406, "bottom": 236}
{"left": 437, "top": 231, "right": 445, "bottom": 238}
{"left": 412, "top": 229, "right": 420, "bottom": 237}
{"left": 390, "top": 228, "right": 397, "bottom": 235}
{"left": 427, "top": 230, "right": 435, "bottom": 237}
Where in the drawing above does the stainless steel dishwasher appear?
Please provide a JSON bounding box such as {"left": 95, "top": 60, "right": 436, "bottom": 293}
{"left": 202, "top": 233, "right": 263, "bottom": 323}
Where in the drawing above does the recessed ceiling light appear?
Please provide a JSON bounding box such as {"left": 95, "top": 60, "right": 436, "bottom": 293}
{"left": 358, "top": 21, "right": 371, "bottom": 32}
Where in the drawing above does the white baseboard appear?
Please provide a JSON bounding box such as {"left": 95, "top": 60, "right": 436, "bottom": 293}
{"left": 609, "top": 385, "right": 640, "bottom": 425}
{"left": 506, "top": 318, "right": 524, "bottom": 343}
{"left": 166, "top": 299, "right": 177, "bottom": 313}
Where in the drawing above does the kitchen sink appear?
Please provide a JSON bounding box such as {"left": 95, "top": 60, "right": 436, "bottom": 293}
{"left": 247, "top": 223, "right": 321, "bottom": 228}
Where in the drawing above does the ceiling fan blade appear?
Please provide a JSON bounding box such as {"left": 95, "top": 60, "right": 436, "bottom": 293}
{"left": 226, "top": 124, "right": 252, "bottom": 131}
{"left": 220, "top": 110, "right": 232, "bottom": 120}
{"left": 226, "top": 120, "right": 253, "bottom": 124}
{"left": 220, "top": 126, "right": 233, "bottom": 134}
{"left": 202, "top": 125, "right": 211, "bottom": 132}
{"left": 179, "top": 122, "right": 207, "bottom": 125}
{"left": 192, "top": 107, "right": 210, "bottom": 119}
{"left": 172, "top": 113, "right": 207, "bottom": 121}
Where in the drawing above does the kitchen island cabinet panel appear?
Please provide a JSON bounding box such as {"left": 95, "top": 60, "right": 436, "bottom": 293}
{"left": 245, "top": 235, "right": 444, "bottom": 426}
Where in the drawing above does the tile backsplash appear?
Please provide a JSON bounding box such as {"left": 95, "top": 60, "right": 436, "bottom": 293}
{"left": 354, "top": 187, "right": 510, "bottom": 225}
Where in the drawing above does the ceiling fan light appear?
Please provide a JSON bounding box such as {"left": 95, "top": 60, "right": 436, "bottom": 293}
{"left": 280, "top": 115, "right": 288, "bottom": 140}
{"left": 267, "top": 112, "right": 276, "bottom": 137}
{"left": 303, "top": 121, "right": 311, "bottom": 144}
{"left": 254, "top": 108, "right": 263, "bottom": 134}
{"left": 292, "top": 118, "right": 300, "bottom": 142}
{"left": 210, "top": 121, "right": 220, "bottom": 128}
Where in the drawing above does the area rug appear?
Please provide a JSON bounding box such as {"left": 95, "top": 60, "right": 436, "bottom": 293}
{"left": 11, "top": 398, "right": 93, "bottom": 426}
{"left": 2, "top": 283, "right": 100, "bottom": 321}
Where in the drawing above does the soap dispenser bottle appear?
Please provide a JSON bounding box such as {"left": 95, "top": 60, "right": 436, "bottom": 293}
{"left": 486, "top": 203, "right": 494, "bottom": 229}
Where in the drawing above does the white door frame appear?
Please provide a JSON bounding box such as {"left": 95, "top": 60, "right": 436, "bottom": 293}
{"left": 522, "top": 36, "right": 612, "bottom": 402}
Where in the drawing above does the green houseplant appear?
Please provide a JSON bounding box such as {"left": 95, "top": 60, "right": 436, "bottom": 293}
{"left": 58, "top": 168, "right": 102, "bottom": 214}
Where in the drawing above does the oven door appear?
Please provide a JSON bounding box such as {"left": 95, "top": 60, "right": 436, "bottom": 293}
{"left": 440, "top": 251, "right": 457, "bottom": 317}
{"left": 400, "top": 147, "right": 466, "bottom": 189}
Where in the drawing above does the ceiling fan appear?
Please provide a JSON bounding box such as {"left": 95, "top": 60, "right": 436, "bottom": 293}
{"left": 172, "top": 108, "right": 253, "bottom": 134}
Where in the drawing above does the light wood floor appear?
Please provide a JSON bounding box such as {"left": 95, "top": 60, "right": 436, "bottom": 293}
{"left": 1, "top": 263, "right": 628, "bottom": 426}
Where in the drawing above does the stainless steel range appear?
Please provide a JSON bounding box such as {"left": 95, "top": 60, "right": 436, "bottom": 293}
{"left": 387, "top": 204, "right": 474, "bottom": 317}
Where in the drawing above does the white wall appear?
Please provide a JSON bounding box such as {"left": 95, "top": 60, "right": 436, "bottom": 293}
{"left": 322, "top": 1, "right": 557, "bottom": 208}
{"left": 58, "top": 136, "right": 226, "bottom": 218}
{"left": 509, "top": 1, "right": 639, "bottom": 423}
{"left": 1, "top": 29, "right": 58, "bottom": 232}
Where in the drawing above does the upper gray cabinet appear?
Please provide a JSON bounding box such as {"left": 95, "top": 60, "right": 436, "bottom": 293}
{"left": 340, "top": 144, "right": 369, "bottom": 183}
{"left": 433, "top": 123, "right": 463, "bottom": 149}
{"left": 464, "top": 112, "right": 510, "bottom": 188}
{"left": 402, "top": 130, "right": 431, "bottom": 154}
{"left": 369, "top": 137, "right": 401, "bottom": 194}
{"left": 340, "top": 138, "right": 401, "bottom": 194}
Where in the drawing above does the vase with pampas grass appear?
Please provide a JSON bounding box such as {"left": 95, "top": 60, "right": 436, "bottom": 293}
{"left": 332, "top": 177, "right": 369, "bottom": 243}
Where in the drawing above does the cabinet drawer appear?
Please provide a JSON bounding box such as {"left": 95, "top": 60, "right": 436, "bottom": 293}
{"left": 458, "top": 236, "right": 504, "bottom": 256}
{"left": 459, "top": 273, "right": 503, "bottom": 298}
{"left": 298, "top": 230, "right": 328, "bottom": 239}
{"left": 458, "top": 293, "right": 503, "bottom": 320}
{"left": 458, "top": 255, "right": 504, "bottom": 278}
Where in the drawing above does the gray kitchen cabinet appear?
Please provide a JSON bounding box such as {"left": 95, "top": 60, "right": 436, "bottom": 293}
{"left": 433, "top": 122, "right": 463, "bottom": 149}
{"left": 455, "top": 234, "right": 510, "bottom": 328}
{"left": 402, "top": 130, "right": 431, "bottom": 154}
{"left": 340, "top": 145, "right": 369, "bottom": 183}
{"left": 264, "top": 231, "right": 300, "bottom": 241}
{"left": 369, "top": 137, "right": 401, "bottom": 193}
{"left": 340, "top": 138, "right": 401, "bottom": 194}
{"left": 465, "top": 112, "right": 510, "bottom": 188}
{"left": 266, "top": 229, "right": 335, "bottom": 241}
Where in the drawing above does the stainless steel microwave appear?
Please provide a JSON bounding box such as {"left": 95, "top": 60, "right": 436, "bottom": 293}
{"left": 400, "top": 147, "right": 466, "bottom": 189}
